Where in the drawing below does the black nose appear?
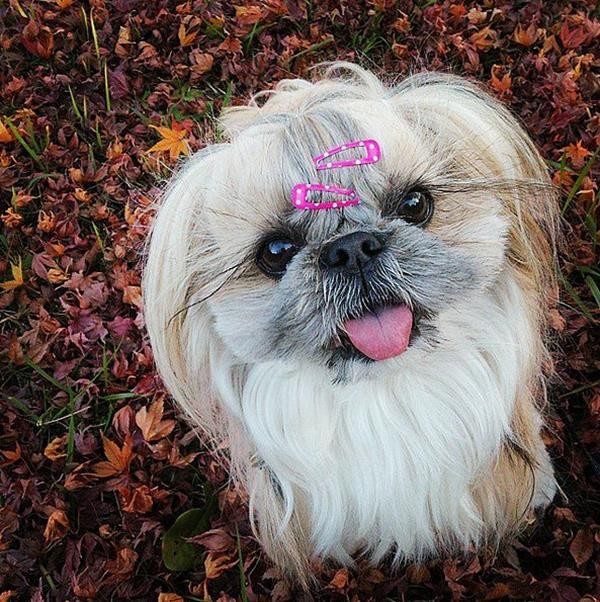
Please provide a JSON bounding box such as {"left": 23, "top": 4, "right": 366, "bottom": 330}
{"left": 320, "top": 231, "right": 384, "bottom": 272}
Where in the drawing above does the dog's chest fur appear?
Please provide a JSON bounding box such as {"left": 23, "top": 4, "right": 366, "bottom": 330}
{"left": 224, "top": 273, "right": 539, "bottom": 563}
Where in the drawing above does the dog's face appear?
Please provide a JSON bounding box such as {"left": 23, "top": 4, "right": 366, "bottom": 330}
{"left": 197, "top": 96, "right": 512, "bottom": 381}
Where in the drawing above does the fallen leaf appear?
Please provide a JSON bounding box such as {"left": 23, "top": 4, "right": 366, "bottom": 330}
{"left": 122, "top": 284, "right": 142, "bottom": 308}
{"left": 93, "top": 434, "right": 134, "bottom": 477}
{"left": 44, "top": 436, "right": 67, "bottom": 461}
{"left": 329, "top": 568, "right": 349, "bottom": 589}
{"left": 0, "top": 119, "right": 14, "bottom": 143}
{"left": 234, "top": 5, "right": 263, "bottom": 27}
{"left": 204, "top": 552, "right": 237, "bottom": 580}
{"left": 0, "top": 443, "right": 21, "bottom": 467}
{"left": 21, "top": 20, "right": 54, "bottom": 59}
{"left": 1, "top": 259, "right": 24, "bottom": 291}
{"left": 162, "top": 489, "right": 218, "bottom": 572}
{"left": 514, "top": 23, "right": 538, "bottom": 46}
{"left": 148, "top": 122, "right": 190, "bottom": 160}
{"left": 136, "top": 397, "right": 175, "bottom": 442}
{"left": 178, "top": 22, "right": 197, "bottom": 47}
{"left": 569, "top": 527, "right": 594, "bottom": 565}
{"left": 158, "top": 595, "right": 184, "bottom": 602}
{"left": 105, "top": 547, "right": 138, "bottom": 578}
{"left": 43, "top": 509, "right": 69, "bottom": 543}
{"left": 118, "top": 483, "right": 154, "bottom": 513}
{"left": 563, "top": 141, "right": 591, "bottom": 168}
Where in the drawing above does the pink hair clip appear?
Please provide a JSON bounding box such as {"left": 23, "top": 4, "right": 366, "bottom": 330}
{"left": 313, "top": 139, "right": 381, "bottom": 170}
{"left": 291, "top": 183, "right": 359, "bottom": 211}
{"left": 290, "top": 138, "right": 381, "bottom": 211}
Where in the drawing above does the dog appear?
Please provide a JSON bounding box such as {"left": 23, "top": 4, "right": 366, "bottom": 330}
{"left": 142, "top": 63, "right": 559, "bottom": 583}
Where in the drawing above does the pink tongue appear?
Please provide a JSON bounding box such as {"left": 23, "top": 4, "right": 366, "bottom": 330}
{"left": 344, "top": 305, "right": 413, "bottom": 361}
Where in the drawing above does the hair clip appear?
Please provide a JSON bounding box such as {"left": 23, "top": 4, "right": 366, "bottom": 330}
{"left": 313, "top": 139, "right": 381, "bottom": 170}
{"left": 291, "top": 183, "right": 360, "bottom": 211}
{"left": 290, "top": 138, "right": 381, "bottom": 211}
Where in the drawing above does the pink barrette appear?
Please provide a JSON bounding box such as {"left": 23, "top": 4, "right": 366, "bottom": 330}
{"left": 290, "top": 138, "right": 381, "bottom": 211}
{"left": 291, "top": 183, "right": 359, "bottom": 211}
{"left": 313, "top": 139, "right": 381, "bottom": 170}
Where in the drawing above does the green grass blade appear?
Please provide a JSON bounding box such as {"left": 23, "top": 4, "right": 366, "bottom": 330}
{"left": 24, "top": 357, "right": 74, "bottom": 395}
{"left": 103, "top": 60, "right": 111, "bottom": 112}
{"left": 235, "top": 525, "right": 249, "bottom": 602}
{"left": 6, "top": 395, "right": 40, "bottom": 421}
{"left": 68, "top": 84, "right": 83, "bottom": 122}
{"left": 584, "top": 275, "right": 600, "bottom": 310}
{"left": 4, "top": 117, "right": 45, "bottom": 169}
{"left": 559, "top": 272, "right": 594, "bottom": 321}
{"left": 561, "top": 147, "right": 599, "bottom": 216}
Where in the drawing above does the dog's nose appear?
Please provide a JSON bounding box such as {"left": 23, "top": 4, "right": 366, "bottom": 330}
{"left": 320, "top": 231, "right": 384, "bottom": 272}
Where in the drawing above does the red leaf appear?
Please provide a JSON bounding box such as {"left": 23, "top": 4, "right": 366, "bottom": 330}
{"left": 569, "top": 528, "right": 594, "bottom": 565}
{"left": 21, "top": 21, "right": 54, "bottom": 59}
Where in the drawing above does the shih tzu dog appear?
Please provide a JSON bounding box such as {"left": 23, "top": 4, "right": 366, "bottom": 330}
{"left": 142, "top": 63, "right": 559, "bottom": 582}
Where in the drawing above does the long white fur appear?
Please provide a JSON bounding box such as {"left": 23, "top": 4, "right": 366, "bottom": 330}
{"left": 220, "top": 268, "right": 546, "bottom": 564}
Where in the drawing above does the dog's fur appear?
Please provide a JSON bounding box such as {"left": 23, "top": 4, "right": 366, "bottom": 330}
{"left": 142, "top": 64, "right": 559, "bottom": 583}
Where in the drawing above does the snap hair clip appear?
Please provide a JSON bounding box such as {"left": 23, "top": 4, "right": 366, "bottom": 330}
{"left": 291, "top": 183, "right": 360, "bottom": 211}
{"left": 313, "top": 138, "right": 381, "bottom": 170}
{"left": 290, "top": 138, "right": 381, "bottom": 211}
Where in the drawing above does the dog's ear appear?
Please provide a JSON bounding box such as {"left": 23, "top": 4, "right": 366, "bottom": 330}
{"left": 392, "top": 74, "right": 559, "bottom": 317}
{"left": 142, "top": 150, "right": 227, "bottom": 440}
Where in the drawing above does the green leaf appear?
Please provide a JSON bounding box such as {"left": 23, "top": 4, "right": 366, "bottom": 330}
{"left": 162, "top": 486, "right": 217, "bottom": 571}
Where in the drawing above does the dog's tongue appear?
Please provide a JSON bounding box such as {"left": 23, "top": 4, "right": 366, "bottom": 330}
{"left": 344, "top": 305, "right": 413, "bottom": 361}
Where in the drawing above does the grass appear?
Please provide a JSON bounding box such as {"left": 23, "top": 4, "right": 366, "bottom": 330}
{"left": 4, "top": 116, "right": 47, "bottom": 170}
{"left": 553, "top": 147, "right": 600, "bottom": 318}
{"left": 236, "top": 525, "right": 250, "bottom": 602}
{"left": 5, "top": 349, "right": 142, "bottom": 464}
{"left": 103, "top": 60, "right": 112, "bottom": 112}
{"left": 561, "top": 147, "right": 599, "bottom": 216}
{"left": 350, "top": 11, "right": 389, "bottom": 57}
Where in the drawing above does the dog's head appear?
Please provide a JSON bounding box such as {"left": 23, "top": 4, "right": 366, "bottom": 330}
{"left": 143, "top": 63, "right": 557, "bottom": 415}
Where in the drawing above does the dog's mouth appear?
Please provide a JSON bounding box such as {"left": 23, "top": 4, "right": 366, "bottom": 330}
{"left": 330, "top": 303, "right": 421, "bottom": 362}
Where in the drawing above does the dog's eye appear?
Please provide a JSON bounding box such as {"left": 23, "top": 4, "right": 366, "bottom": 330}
{"left": 256, "top": 237, "right": 299, "bottom": 278}
{"left": 393, "top": 191, "right": 433, "bottom": 225}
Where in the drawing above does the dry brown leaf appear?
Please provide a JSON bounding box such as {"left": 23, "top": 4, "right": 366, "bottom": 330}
{"left": 44, "top": 435, "right": 67, "bottom": 461}
{"left": 93, "top": 434, "right": 134, "bottom": 477}
{"left": 118, "top": 484, "right": 154, "bottom": 513}
{"left": 135, "top": 397, "right": 175, "bottom": 442}
{"left": 178, "top": 22, "right": 197, "bottom": 47}
{"left": 122, "top": 285, "right": 142, "bottom": 308}
{"left": 204, "top": 552, "right": 237, "bottom": 580}
{"left": 329, "top": 568, "right": 349, "bottom": 589}
{"left": 43, "top": 509, "right": 69, "bottom": 543}
{"left": 0, "top": 443, "right": 21, "bottom": 467}
{"left": 514, "top": 23, "right": 538, "bottom": 46}
{"left": 21, "top": 20, "right": 54, "bottom": 59}
{"left": 569, "top": 527, "right": 594, "bottom": 565}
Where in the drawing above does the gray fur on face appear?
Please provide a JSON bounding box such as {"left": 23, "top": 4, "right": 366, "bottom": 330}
{"left": 211, "top": 203, "right": 479, "bottom": 381}
{"left": 267, "top": 216, "right": 477, "bottom": 372}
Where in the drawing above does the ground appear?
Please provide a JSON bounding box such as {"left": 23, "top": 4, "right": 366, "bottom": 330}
{"left": 0, "top": 1, "right": 598, "bottom": 600}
